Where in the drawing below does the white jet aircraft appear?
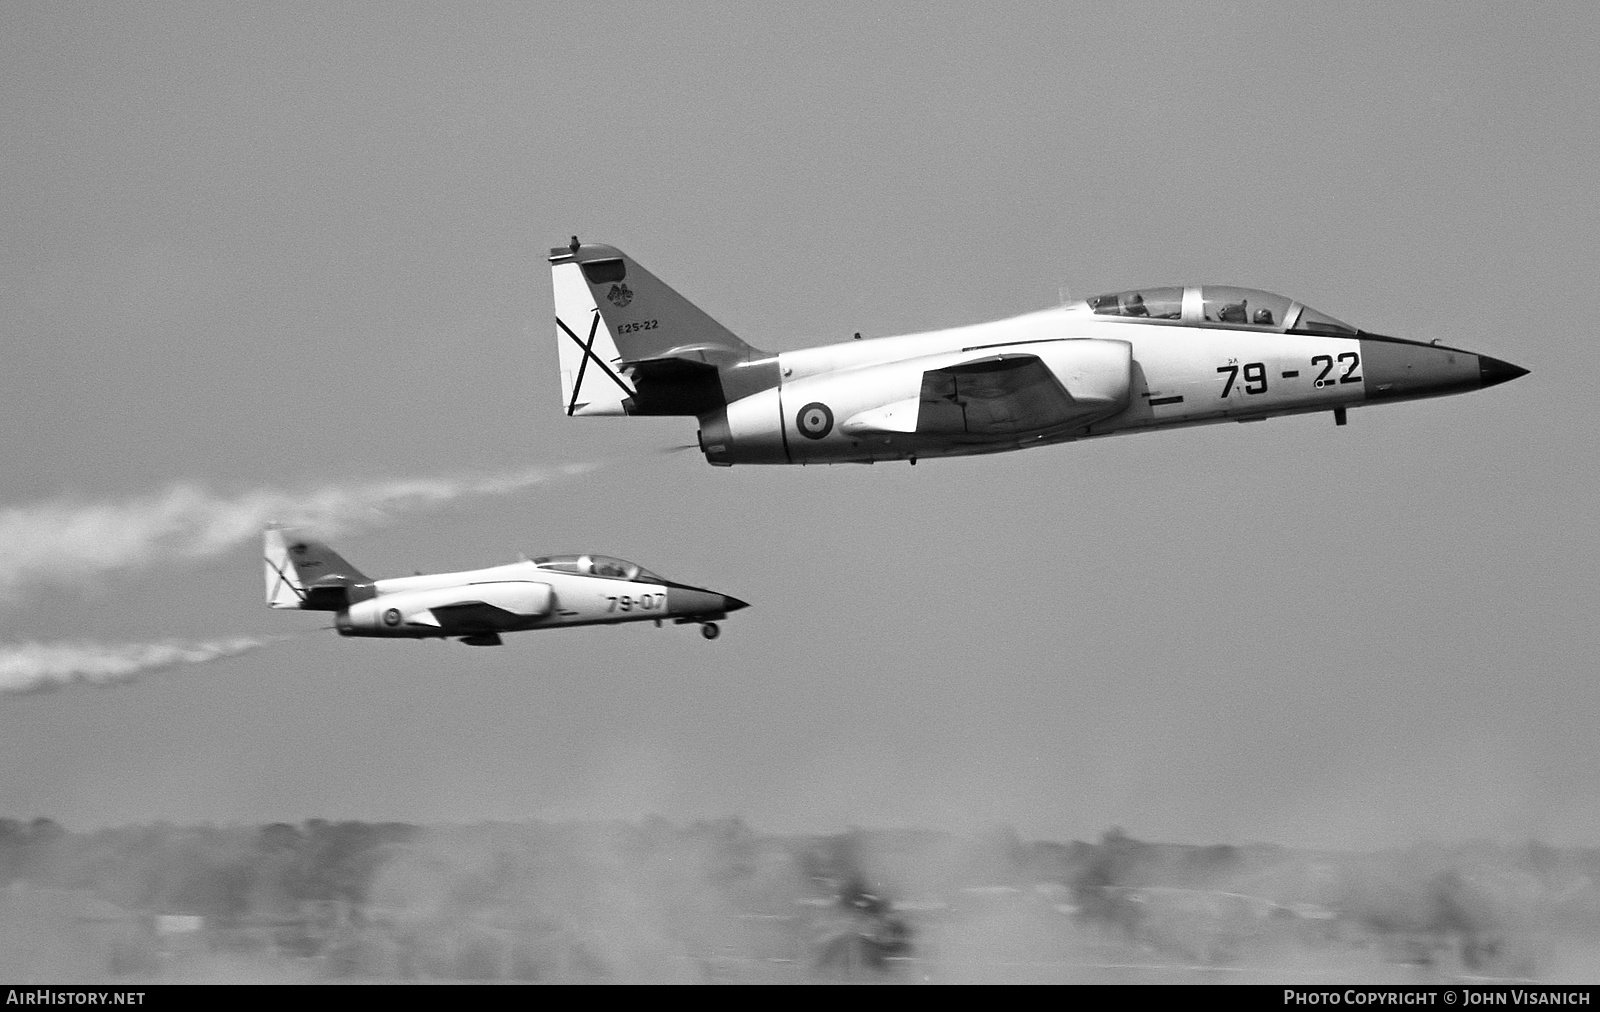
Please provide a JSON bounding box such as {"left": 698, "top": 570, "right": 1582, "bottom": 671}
{"left": 264, "top": 527, "right": 747, "bottom": 645}
{"left": 550, "top": 238, "right": 1527, "bottom": 465}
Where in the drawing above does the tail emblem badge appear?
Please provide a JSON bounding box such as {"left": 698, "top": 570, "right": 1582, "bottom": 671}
{"left": 606, "top": 283, "right": 633, "bottom": 308}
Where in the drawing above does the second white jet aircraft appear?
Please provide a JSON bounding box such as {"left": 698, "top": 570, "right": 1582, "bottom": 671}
{"left": 550, "top": 238, "right": 1527, "bottom": 465}
{"left": 265, "top": 527, "right": 747, "bottom": 645}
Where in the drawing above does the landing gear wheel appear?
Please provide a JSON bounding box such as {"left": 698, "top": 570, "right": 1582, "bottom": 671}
{"left": 701, "top": 622, "right": 720, "bottom": 640}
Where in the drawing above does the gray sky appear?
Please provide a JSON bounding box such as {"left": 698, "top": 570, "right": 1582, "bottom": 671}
{"left": 1, "top": 2, "right": 1595, "bottom": 850}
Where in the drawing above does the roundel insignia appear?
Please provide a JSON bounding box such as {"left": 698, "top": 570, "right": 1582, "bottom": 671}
{"left": 383, "top": 608, "right": 403, "bottom": 627}
{"left": 796, "top": 402, "right": 833, "bottom": 440}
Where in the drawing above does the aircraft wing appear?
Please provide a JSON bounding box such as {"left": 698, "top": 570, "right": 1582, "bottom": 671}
{"left": 914, "top": 354, "right": 1080, "bottom": 435}
{"left": 415, "top": 601, "right": 528, "bottom": 632}
{"left": 359, "top": 582, "right": 554, "bottom": 634}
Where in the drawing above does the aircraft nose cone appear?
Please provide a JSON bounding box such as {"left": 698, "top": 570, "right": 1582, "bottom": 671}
{"left": 667, "top": 586, "right": 746, "bottom": 617}
{"left": 1479, "top": 355, "right": 1530, "bottom": 388}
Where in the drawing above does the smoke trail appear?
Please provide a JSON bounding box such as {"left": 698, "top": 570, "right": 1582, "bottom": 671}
{"left": 0, "top": 636, "right": 278, "bottom": 695}
{"left": 0, "top": 463, "right": 597, "bottom": 600}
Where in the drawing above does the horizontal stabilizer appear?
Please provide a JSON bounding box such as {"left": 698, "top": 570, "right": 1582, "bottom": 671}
{"left": 614, "top": 354, "right": 726, "bottom": 416}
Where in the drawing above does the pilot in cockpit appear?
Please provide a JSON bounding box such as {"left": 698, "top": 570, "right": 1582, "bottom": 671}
{"left": 1123, "top": 292, "right": 1149, "bottom": 317}
{"left": 1253, "top": 307, "right": 1275, "bottom": 326}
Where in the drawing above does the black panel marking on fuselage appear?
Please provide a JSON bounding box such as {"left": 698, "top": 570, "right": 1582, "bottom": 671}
{"left": 1148, "top": 395, "right": 1185, "bottom": 406}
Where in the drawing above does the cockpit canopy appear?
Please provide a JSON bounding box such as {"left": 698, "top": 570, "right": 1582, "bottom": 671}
{"left": 532, "top": 554, "right": 663, "bottom": 584}
{"left": 1069, "top": 286, "right": 1356, "bottom": 335}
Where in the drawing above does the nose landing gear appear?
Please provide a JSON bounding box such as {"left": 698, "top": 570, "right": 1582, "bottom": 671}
{"left": 701, "top": 622, "right": 720, "bottom": 640}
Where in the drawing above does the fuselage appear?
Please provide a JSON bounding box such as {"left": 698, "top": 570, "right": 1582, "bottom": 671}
{"left": 333, "top": 557, "right": 744, "bottom": 641}
{"left": 696, "top": 294, "right": 1524, "bottom": 465}
{"left": 547, "top": 243, "right": 1525, "bottom": 467}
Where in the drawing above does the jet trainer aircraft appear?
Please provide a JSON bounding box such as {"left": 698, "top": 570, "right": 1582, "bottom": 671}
{"left": 551, "top": 238, "right": 1527, "bottom": 465}
{"left": 264, "top": 527, "right": 747, "bottom": 645}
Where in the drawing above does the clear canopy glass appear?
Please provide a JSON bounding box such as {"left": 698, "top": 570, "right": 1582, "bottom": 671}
{"left": 1072, "top": 286, "right": 1356, "bottom": 335}
{"left": 1088, "top": 286, "right": 1183, "bottom": 320}
{"left": 1200, "top": 286, "right": 1293, "bottom": 328}
{"left": 532, "top": 554, "right": 663, "bottom": 583}
{"left": 1288, "top": 304, "right": 1357, "bottom": 335}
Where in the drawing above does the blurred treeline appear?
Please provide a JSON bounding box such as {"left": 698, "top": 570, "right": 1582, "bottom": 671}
{"left": 1, "top": 816, "right": 417, "bottom": 923}
{"left": 2, "top": 816, "right": 1599, "bottom": 981}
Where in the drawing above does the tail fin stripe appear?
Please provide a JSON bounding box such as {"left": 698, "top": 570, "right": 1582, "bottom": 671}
{"left": 265, "top": 553, "right": 306, "bottom": 604}
{"left": 565, "top": 312, "right": 598, "bottom": 416}
{"left": 556, "top": 312, "right": 634, "bottom": 415}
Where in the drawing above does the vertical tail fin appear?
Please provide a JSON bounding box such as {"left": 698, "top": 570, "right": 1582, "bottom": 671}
{"left": 549, "top": 239, "right": 772, "bottom": 417}
{"left": 264, "top": 527, "right": 305, "bottom": 609}
{"left": 264, "top": 526, "right": 369, "bottom": 611}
